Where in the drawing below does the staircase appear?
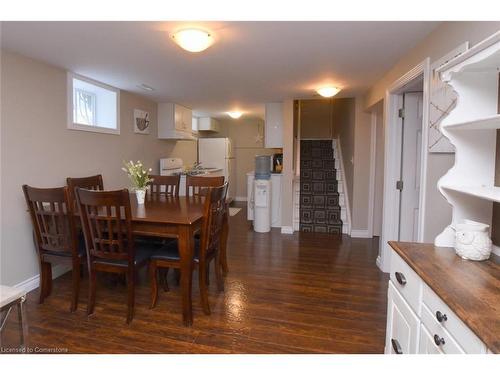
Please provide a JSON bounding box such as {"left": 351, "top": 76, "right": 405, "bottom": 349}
{"left": 299, "top": 139, "right": 345, "bottom": 234}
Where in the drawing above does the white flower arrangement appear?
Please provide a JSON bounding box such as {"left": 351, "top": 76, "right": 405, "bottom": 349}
{"left": 122, "top": 160, "right": 153, "bottom": 191}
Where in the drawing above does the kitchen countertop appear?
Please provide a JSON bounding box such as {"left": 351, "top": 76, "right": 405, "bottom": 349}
{"left": 388, "top": 241, "right": 500, "bottom": 353}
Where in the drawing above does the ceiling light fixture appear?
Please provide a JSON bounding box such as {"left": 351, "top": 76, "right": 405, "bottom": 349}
{"left": 172, "top": 28, "right": 213, "bottom": 53}
{"left": 227, "top": 111, "right": 242, "bottom": 119}
{"left": 137, "top": 83, "right": 154, "bottom": 91}
{"left": 316, "top": 86, "right": 341, "bottom": 98}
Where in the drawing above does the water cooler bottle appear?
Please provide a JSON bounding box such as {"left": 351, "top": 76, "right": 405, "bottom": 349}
{"left": 253, "top": 155, "right": 271, "bottom": 233}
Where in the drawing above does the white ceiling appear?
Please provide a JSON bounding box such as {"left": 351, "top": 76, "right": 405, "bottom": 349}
{"left": 1, "top": 21, "right": 439, "bottom": 118}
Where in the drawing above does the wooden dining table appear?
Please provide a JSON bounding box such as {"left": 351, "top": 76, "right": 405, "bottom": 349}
{"left": 127, "top": 194, "right": 202, "bottom": 326}
{"left": 128, "top": 193, "right": 228, "bottom": 327}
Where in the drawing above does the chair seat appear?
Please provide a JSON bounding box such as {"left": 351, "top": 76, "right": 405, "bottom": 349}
{"left": 42, "top": 233, "right": 87, "bottom": 258}
{"left": 92, "top": 242, "right": 160, "bottom": 267}
{"left": 150, "top": 239, "right": 202, "bottom": 262}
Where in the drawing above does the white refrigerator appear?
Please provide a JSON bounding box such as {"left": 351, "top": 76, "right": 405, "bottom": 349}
{"left": 198, "top": 138, "right": 236, "bottom": 201}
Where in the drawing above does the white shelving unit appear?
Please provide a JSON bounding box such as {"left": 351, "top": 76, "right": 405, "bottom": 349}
{"left": 435, "top": 31, "right": 500, "bottom": 256}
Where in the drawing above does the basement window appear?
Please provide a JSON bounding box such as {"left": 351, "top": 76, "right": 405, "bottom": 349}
{"left": 67, "top": 73, "right": 120, "bottom": 135}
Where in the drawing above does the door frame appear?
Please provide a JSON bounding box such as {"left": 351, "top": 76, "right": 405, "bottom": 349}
{"left": 378, "top": 58, "right": 431, "bottom": 272}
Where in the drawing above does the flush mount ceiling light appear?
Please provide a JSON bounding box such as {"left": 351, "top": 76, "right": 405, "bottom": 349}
{"left": 172, "top": 28, "right": 214, "bottom": 53}
{"left": 316, "top": 86, "right": 341, "bottom": 98}
{"left": 227, "top": 111, "right": 243, "bottom": 119}
{"left": 137, "top": 83, "right": 154, "bottom": 91}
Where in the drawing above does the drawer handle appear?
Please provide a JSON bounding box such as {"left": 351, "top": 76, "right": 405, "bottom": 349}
{"left": 433, "top": 334, "right": 445, "bottom": 346}
{"left": 436, "top": 311, "right": 448, "bottom": 323}
{"left": 391, "top": 338, "right": 403, "bottom": 354}
{"left": 395, "top": 271, "right": 407, "bottom": 286}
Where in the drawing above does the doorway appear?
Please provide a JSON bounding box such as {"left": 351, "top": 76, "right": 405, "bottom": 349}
{"left": 398, "top": 91, "right": 423, "bottom": 241}
{"left": 379, "top": 59, "right": 430, "bottom": 272}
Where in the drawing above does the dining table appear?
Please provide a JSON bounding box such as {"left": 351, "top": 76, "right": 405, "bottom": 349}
{"left": 128, "top": 193, "right": 228, "bottom": 327}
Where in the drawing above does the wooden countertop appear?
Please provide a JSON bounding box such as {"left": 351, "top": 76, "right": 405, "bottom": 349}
{"left": 388, "top": 241, "right": 500, "bottom": 353}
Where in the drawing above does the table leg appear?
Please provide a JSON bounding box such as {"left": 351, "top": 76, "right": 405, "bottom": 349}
{"left": 18, "top": 295, "right": 28, "bottom": 349}
{"left": 178, "top": 225, "right": 194, "bottom": 326}
{"left": 220, "top": 210, "right": 229, "bottom": 276}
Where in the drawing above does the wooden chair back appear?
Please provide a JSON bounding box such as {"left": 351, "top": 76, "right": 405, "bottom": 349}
{"left": 199, "top": 183, "right": 229, "bottom": 259}
{"left": 22, "top": 185, "right": 79, "bottom": 257}
{"left": 147, "top": 175, "right": 180, "bottom": 197}
{"left": 186, "top": 175, "right": 224, "bottom": 197}
{"left": 67, "top": 175, "right": 104, "bottom": 211}
{"left": 76, "top": 188, "right": 133, "bottom": 263}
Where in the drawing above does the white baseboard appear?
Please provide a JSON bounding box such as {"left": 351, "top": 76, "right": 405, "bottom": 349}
{"left": 234, "top": 196, "right": 247, "bottom": 202}
{"left": 350, "top": 229, "right": 372, "bottom": 238}
{"left": 376, "top": 255, "right": 382, "bottom": 270}
{"left": 14, "top": 264, "right": 72, "bottom": 294}
{"left": 281, "top": 226, "right": 294, "bottom": 234}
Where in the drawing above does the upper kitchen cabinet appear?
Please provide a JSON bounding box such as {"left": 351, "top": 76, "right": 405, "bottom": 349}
{"left": 265, "top": 102, "right": 283, "bottom": 148}
{"left": 198, "top": 117, "right": 220, "bottom": 132}
{"left": 158, "top": 103, "right": 196, "bottom": 140}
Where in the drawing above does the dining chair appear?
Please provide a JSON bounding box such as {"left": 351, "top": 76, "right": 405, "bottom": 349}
{"left": 66, "top": 174, "right": 104, "bottom": 211}
{"left": 149, "top": 182, "right": 229, "bottom": 315}
{"left": 22, "top": 185, "right": 85, "bottom": 312}
{"left": 186, "top": 175, "right": 229, "bottom": 278}
{"left": 147, "top": 175, "right": 180, "bottom": 197}
{"left": 76, "top": 188, "right": 158, "bottom": 324}
{"left": 185, "top": 175, "right": 224, "bottom": 197}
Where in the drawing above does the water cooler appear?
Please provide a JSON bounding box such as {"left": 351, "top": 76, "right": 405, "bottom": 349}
{"left": 253, "top": 155, "right": 271, "bottom": 233}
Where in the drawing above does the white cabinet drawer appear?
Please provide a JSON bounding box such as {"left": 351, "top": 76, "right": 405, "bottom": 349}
{"left": 422, "top": 284, "right": 486, "bottom": 353}
{"left": 385, "top": 281, "right": 420, "bottom": 354}
{"left": 421, "top": 304, "right": 465, "bottom": 354}
{"left": 418, "top": 324, "right": 443, "bottom": 354}
{"left": 390, "top": 250, "right": 422, "bottom": 314}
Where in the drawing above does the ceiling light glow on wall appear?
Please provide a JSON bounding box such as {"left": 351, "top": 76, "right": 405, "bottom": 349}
{"left": 316, "top": 86, "right": 341, "bottom": 98}
{"left": 227, "top": 111, "right": 242, "bottom": 119}
{"left": 172, "top": 28, "right": 213, "bottom": 53}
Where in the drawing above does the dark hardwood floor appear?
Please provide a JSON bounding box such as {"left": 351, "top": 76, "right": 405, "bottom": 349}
{"left": 1, "top": 204, "right": 389, "bottom": 353}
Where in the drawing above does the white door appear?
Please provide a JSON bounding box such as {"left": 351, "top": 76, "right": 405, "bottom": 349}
{"left": 385, "top": 282, "right": 420, "bottom": 354}
{"left": 398, "top": 92, "right": 423, "bottom": 242}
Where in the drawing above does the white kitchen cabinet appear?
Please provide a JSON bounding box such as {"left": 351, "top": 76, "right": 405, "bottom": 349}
{"left": 198, "top": 117, "right": 220, "bottom": 132}
{"left": 158, "top": 103, "right": 196, "bottom": 140}
{"left": 265, "top": 103, "right": 283, "bottom": 148}
{"left": 385, "top": 247, "right": 490, "bottom": 354}
{"left": 385, "top": 282, "right": 420, "bottom": 354}
{"left": 418, "top": 324, "right": 443, "bottom": 354}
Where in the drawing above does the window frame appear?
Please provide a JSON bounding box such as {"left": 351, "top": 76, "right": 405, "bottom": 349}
{"left": 67, "top": 72, "right": 121, "bottom": 135}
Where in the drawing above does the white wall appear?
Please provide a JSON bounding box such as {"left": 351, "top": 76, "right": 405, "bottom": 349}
{"left": 0, "top": 49, "right": 196, "bottom": 286}
{"left": 281, "top": 99, "right": 295, "bottom": 228}
{"left": 373, "top": 103, "right": 385, "bottom": 237}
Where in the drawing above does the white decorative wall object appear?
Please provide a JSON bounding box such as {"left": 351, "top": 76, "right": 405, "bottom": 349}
{"left": 434, "top": 31, "right": 500, "bottom": 258}
{"left": 134, "top": 109, "right": 150, "bottom": 134}
{"left": 428, "top": 72, "right": 457, "bottom": 153}
{"left": 428, "top": 43, "right": 469, "bottom": 153}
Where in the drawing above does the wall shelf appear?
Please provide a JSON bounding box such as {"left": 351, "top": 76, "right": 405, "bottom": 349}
{"left": 441, "top": 184, "right": 500, "bottom": 203}
{"left": 443, "top": 114, "right": 500, "bottom": 130}
{"left": 435, "top": 32, "right": 500, "bottom": 250}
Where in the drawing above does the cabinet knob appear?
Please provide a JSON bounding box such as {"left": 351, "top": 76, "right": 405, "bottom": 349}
{"left": 433, "top": 334, "right": 445, "bottom": 346}
{"left": 391, "top": 338, "right": 403, "bottom": 354}
{"left": 436, "top": 311, "right": 448, "bottom": 323}
{"left": 395, "top": 271, "right": 407, "bottom": 286}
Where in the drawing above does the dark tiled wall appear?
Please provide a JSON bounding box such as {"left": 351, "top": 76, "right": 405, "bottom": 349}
{"left": 300, "top": 140, "right": 343, "bottom": 234}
